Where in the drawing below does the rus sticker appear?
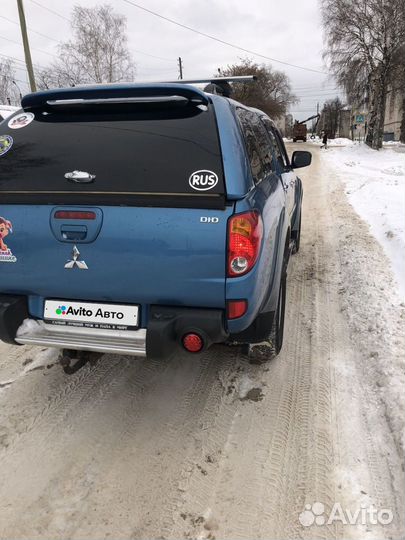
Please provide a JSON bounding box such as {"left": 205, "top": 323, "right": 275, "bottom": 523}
{"left": 0, "top": 216, "right": 17, "bottom": 263}
{"left": 0, "top": 134, "right": 13, "bottom": 157}
{"left": 8, "top": 112, "right": 34, "bottom": 130}
{"left": 188, "top": 170, "right": 219, "bottom": 191}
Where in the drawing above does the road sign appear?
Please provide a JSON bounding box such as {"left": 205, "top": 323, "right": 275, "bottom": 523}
{"left": 355, "top": 114, "right": 365, "bottom": 123}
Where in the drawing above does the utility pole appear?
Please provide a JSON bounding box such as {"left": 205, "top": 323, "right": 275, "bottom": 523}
{"left": 16, "top": 0, "right": 36, "bottom": 92}
{"left": 178, "top": 57, "right": 183, "bottom": 80}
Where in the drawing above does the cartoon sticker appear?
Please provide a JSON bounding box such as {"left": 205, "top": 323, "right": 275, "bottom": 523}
{"left": 0, "top": 217, "right": 17, "bottom": 263}
{"left": 8, "top": 112, "right": 34, "bottom": 130}
{"left": 0, "top": 135, "right": 13, "bottom": 157}
{"left": 188, "top": 170, "right": 219, "bottom": 191}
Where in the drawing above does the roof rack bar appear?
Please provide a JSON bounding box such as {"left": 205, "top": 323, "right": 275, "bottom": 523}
{"left": 159, "top": 76, "right": 257, "bottom": 84}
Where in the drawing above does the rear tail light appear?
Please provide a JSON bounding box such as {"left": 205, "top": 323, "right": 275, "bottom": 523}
{"left": 227, "top": 300, "right": 248, "bottom": 319}
{"left": 227, "top": 211, "right": 263, "bottom": 277}
{"left": 182, "top": 333, "right": 204, "bottom": 353}
{"left": 54, "top": 211, "right": 96, "bottom": 220}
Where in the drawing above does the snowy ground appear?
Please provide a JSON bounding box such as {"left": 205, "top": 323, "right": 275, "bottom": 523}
{"left": 0, "top": 144, "right": 403, "bottom": 539}
{"left": 320, "top": 142, "right": 405, "bottom": 299}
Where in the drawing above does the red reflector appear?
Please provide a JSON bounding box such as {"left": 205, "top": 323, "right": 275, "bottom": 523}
{"left": 227, "top": 300, "right": 248, "bottom": 319}
{"left": 54, "top": 211, "right": 96, "bottom": 220}
{"left": 227, "top": 211, "right": 263, "bottom": 277}
{"left": 182, "top": 333, "right": 204, "bottom": 353}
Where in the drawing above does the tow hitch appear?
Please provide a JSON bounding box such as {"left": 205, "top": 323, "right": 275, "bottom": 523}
{"left": 59, "top": 349, "right": 103, "bottom": 375}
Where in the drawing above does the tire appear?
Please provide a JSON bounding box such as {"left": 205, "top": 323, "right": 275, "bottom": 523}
{"left": 291, "top": 210, "right": 301, "bottom": 254}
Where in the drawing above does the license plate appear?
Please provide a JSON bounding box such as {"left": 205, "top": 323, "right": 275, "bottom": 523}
{"left": 44, "top": 300, "right": 139, "bottom": 330}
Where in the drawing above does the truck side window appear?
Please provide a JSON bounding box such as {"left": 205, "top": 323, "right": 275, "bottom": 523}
{"left": 262, "top": 118, "right": 289, "bottom": 171}
{"left": 250, "top": 113, "right": 274, "bottom": 177}
{"left": 236, "top": 108, "right": 273, "bottom": 184}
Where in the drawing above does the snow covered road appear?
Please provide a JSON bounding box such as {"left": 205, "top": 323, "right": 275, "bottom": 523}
{"left": 0, "top": 144, "right": 403, "bottom": 539}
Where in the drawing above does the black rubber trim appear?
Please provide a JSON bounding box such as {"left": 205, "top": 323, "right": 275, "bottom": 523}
{"left": 146, "top": 305, "right": 228, "bottom": 360}
{"left": 0, "top": 295, "right": 29, "bottom": 344}
{"left": 0, "top": 193, "right": 226, "bottom": 209}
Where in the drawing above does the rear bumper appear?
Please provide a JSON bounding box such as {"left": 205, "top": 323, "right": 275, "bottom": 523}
{"left": 1, "top": 296, "right": 228, "bottom": 359}
{"left": 16, "top": 320, "right": 147, "bottom": 356}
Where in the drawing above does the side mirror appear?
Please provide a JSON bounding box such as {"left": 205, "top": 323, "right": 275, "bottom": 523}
{"left": 291, "top": 150, "right": 312, "bottom": 169}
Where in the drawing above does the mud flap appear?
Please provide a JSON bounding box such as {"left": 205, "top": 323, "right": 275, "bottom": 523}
{"left": 0, "top": 295, "right": 28, "bottom": 344}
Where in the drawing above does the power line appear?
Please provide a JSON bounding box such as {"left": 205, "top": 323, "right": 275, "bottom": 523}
{"left": 132, "top": 48, "right": 176, "bottom": 63}
{"left": 296, "top": 92, "right": 345, "bottom": 98}
{"left": 1, "top": 73, "right": 29, "bottom": 86}
{"left": 0, "top": 14, "right": 59, "bottom": 43}
{"left": 122, "top": 0, "right": 329, "bottom": 75}
{"left": 0, "top": 34, "right": 58, "bottom": 58}
{"left": 292, "top": 84, "right": 338, "bottom": 90}
{"left": 293, "top": 87, "right": 340, "bottom": 93}
{"left": 26, "top": 0, "right": 177, "bottom": 65}
{"left": 0, "top": 52, "right": 47, "bottom": 71}
{"left": 28, "top": 0, "right": 70, "bottom": 22}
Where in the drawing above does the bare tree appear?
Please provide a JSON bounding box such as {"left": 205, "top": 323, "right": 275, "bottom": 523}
{"left": 38, "top": 4, "right": 135, "bottom": 89}
{"left": 320, "top": 0, "right": 405, "bottom": 149}
{"left": 219, "top": 58, "right": 297, "bottom": 119}
{"left": 321, "top": 97, "right": 344, "bottom": 137}
{"left": 0, "top": 59, "right": 20, "bottom": 105}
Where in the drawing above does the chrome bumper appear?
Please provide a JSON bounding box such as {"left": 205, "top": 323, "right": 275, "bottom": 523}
{"left": 15, "top": 320, "right": 146, "bottom": 356}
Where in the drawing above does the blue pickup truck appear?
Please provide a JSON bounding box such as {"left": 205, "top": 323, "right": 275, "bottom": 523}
{"left": 0, "top": 80, "right": 311, "bottom": 368}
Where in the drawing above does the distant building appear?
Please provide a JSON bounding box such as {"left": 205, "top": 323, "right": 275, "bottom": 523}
{"left": 273, "top": 113, "right": 293, "bottom": 137}
{"left": 383, "top": 86, "right": 403, "bottom": 141}
{"left": 325, "top": 84, "right": 403, "bottom": 142}
{"left": 337, "top": 107, "right": 352, "bottom": 139}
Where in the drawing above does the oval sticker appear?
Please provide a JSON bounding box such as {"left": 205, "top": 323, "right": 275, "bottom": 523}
{"left": 8, "top": 112, "right": 34, "bottom": 130}
{"left": 189, "top": 170, "right": 219, "bottom": 191}
{"left": 0, "top": 135, "right": 13, "bottom": 157}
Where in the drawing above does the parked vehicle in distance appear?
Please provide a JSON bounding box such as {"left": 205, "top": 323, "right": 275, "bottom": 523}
{"left": 0, "top": 79, "right": 311, "bottom": 371}
{"left": 292, "top": 113, "right": 320, "bottom": 142}
{"left": 292, "top": 121, "right": 308, "bottom": 142}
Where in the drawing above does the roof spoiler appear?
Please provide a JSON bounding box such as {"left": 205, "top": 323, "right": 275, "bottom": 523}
{"left": 21, "top": 83, "right": 211, "bottom": 111}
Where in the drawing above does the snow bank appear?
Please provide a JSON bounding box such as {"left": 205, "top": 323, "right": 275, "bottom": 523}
{"left": 0, "top": 105, "right": 19, "bottom": 120}
{"left": 329, "top": 137, "right": 356, "bottom": 146}
{"left": 321, "top": 143, "right": 405, "bottom": 299}
{"left": 16, "top": 318, "right": 43, "bottom": 337}
{"left": 383, "top": 140, "right": 405, "bottom": 147}
{"left": 308, "top": 137, "right": 355, "bottom": 147}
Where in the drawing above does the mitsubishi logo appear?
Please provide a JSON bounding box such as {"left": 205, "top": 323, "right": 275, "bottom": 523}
{"left": 64, "top": 245, "right": 88, "bottom": 270}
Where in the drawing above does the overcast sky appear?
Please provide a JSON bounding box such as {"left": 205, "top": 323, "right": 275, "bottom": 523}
{"left": 1, "top": 0, "right": 345, "bottom": 120}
